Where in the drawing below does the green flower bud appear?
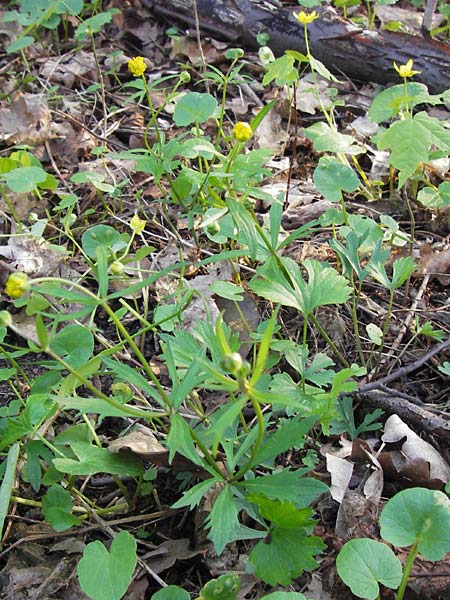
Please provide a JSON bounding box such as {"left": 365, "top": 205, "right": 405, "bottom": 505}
{"left": 220, "top": 352, "right": 243, "bottom": 374}
{"left": 206, "top": 222, "right": 220, "bottom": 235}
{"left": 0, "top": 310, "right": 12, "bottom": 327}
{"left": 179, "top": 71, "right": 191, "bottom": 84}
{"left": 110, "top": 261, "right": 124, "bottom": 275}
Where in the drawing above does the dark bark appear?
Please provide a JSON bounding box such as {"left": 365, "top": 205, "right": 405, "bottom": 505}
{"left": 144, "top": 0, "right": 450, "bottom": 93}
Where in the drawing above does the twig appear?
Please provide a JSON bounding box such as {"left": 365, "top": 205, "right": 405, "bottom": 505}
{"left": 383, "top": 274, "right": 430, "bottom": 370}
{"left": 359, "top": 338, "right": 450, "bottom": 393}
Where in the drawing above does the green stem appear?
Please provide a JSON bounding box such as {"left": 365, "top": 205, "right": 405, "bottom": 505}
{"left": 374, "top": 288, "right": 394, "bottom": 375}
{"left": 309, "top": 313, "right": 350, "bottom": 367}
{"left": 396, "top": 541, "right": 418, "bottom": 600}
{"left": 231, "top": 391, "right": 265, "bottom": 481}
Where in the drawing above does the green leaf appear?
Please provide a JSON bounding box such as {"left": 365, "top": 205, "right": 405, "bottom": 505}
{"left": 336, "top": 538, "right": 402, "bottom": 600}
{"left": 3, "top": 166, "right": 48, "bottom": 192}
{"left": 152, "top": 587, "right": 190, "bottom": 600}
{"left": 74, "top": 10, "right": 119, "bottom": 40}
{"left": 53, "top": 441, "right": 143, "bottom": 476}
{"left": 438, "top": 361, "right": 450, "bottom": 376}
{"left": 417, "top": 182, "right": 450, "bottom": 208}
{"left": 304, "top": 122, "right": 363, "bottom": 154}
{"left": 252, "top": 416, "right": 317, "bottom": 466}
{"left": 248, "top": 495, "right": 315, "bottom": 529}
{"left": 379, "top": 487, "right": 450, "bottom": 561}
{"left": 368, "top": 82, "right": 432, "bottom": 123}
{"left": 262, "top": 54, "right": 299, "bottom": 87}
{"left": 167, "top": 414, "right": 204, "bottom": 467}
{"left": 261, "top": 594, "right": 309, "bottom": 600}
{"left": 249, "top": 528, "right": 324, "bottom": 586}
{"left": 313, "top": 156, "right": 360, "bottom": 202}
{"left": 50, "top": 324, "right": 94, "bottom": 368}
{"left": 173, "top": 92, "right": 218, "bottom": 126}
{"left": 249, "top": 257, "right": 351, "bottom": 316}
{"left": 210, "top": 281, "right": 244, "bottom": 301}
{"left": 81, "top": 224, "right": 123, "bottom": 259}
{"left": 7, "top": 36, "right": 35, "bottom": 54}
{"left": 240, "top": 472, "right": 327, "bottom": 507}
{"left": 42, "top": 484, "right": 81, "bottom": 532}
{"left": 0, "top": 443, "right": 19, "bottom": 541}
{"left": 206, "top": 484, "right": 240, "bottom": 554}
{"left": 77, "top": 531, "right": 137, "bottom": 600}
{"left": 199, "top": 573, "right": 240, "bottom": 600}
{"left": 366, "top": 323, "right": 383, "bottom": 345}
{"left": 172, "top": 478, "right": 219, "bottom": 510}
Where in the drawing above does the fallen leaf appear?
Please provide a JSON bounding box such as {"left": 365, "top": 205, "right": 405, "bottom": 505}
{"left": 382, "top": 414, "right": 450, "bottom": 484}
{"left": 0, "top": 92, "right": 51, "bottom": 146}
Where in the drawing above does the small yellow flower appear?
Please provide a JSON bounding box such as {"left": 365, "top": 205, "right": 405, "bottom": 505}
{"left": 393, "top": 59, "right": 421, "bottom": 79}
{"left": 4, "top": 272, "right": 29, "bottom": 299}
{"left": 294, "top": 10, "right": 318, "bottom": 24}
{"left": 128, "top": 56, "right": 147, "bottom": 77}
{"left": 130, "top": 213, "right": 146, "bottom": 234}
{"left": 233, "top": 122, "right": 253, "bottom": 143}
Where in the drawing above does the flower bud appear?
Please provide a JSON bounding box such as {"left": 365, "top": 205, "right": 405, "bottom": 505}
{"left": 0, "top": 310, "right": 12, "bottom": 327}
{"left": 110, "top": 261, "right": 124, "bottom": 275}
{"left": 179, "top": 71, "right": 191, "bottom": 84}
{"left": 232, "top": 122, "right": 253, "bottom": 143}
{"left": 4, "top": 272, "right": 29, "bottom": 299}
{"left": 221, "top": 352, "right": 243, "bottom": 374}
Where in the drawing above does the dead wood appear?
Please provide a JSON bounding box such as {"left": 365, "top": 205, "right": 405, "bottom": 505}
{"left": 143, "top": 0, "right": 450, "bottom": 93}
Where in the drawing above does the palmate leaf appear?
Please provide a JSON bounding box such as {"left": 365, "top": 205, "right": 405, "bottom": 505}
{"left": 239, "top": 471, "right": 327, "bottom": 508}
{"left": 249, "top": 527, "right": 325, "bottom": 586}
{"left": 249, "top": 256, "right": 351, "bottom": 316}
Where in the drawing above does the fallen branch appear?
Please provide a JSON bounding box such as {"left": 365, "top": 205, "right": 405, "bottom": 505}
{"left": 143, "top": 0, "right": 450, "bottom": 93}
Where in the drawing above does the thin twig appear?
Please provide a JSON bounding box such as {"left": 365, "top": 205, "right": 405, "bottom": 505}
{"left": 359, "top": 338, "right": 450, "bottom": 393}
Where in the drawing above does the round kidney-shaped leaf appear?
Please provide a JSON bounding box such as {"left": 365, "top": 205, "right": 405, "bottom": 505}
{"left": 336, "top": 538, "right": 402, "bottom": 600}
{"left": 380, "top": 487, "right": 450, "bottom": 561}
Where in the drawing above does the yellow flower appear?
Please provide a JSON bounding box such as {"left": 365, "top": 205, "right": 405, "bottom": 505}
{"left": 128, "top": 56, "right": 147, "bottom": 77}
{"left": 4, "top": 272, "right": 29, "bottom": 299}
{"left": 130, "top": 213, "right": 146, "bottom": 234}
{"left": 294, "top": 10, "right": 318, "bottom": 24}
{"left": 393, "top": 59, "right": 421, "bottom": 79}
{"left": 233, "top": 122, "right": 253, "bottom": 143}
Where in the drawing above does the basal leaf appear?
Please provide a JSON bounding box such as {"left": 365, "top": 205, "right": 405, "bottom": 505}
{"left": 173, "top": 92, "right": 218, "bottom": 126}
{"left": 77, "top": 531, "right": 137, "bottom": 600}
{"left": 380, "top": 487, "right": 450, "bottom": 561}
{"left": 42, "top": 484, "right": 81, "bottom": 532}
{"left": 313, "top": 156, "right": 360, "bottom": 202}
{"left": 336, "top": 538, "right": 402, "bottom": 600}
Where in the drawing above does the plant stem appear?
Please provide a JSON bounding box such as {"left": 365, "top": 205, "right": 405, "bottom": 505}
{"left": 396, "top": 541, "right": 418, "bottom": 600}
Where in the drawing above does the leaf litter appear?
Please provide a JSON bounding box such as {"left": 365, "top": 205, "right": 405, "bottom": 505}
{"left": 0, "top": 1, "right": 449, "bottom": 599}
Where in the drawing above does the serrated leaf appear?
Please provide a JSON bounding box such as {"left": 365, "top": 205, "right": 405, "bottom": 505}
{"left": 77, "top": 531, "right": 137, "bottom": 600}
{"left": 247, "top": 495, "right": 315, "bottom": 529}
{"left": 172, "top": 478, "right": 219, "bottom": 510}
{"left": 252, "top": 416, "right": 317, "bottom": 466}
{"left": 53, "top": 441, "right": 143, "bottom": 476}
{"left": 206, "top": 484, "right": 240, "bottom": 554}
{"left": 240, "top": 471, "right": 327, "bottom": 508}
{"left": 336, "top": 538, "right": 402, "bottom": 600}
{"left": 249, "top": 257, "right": 351, "bottom": 316}
{"left": 42, "top": 484, "right": 81, "bottom": 532}
{"left": 167, "top": 414, "right": 204, "bottom": 467}
{"left": 368, "top": 82, "right": 431, "bottom": 123}
{"left": 249, "top": 528, "right": 324, "bottom": 585}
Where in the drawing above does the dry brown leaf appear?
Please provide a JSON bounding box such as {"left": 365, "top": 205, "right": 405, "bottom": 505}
{"left": 382, "top": 414, "right": 450, "bottom": 483}
{"left": 416, "top": 243, "right": 450, "bottom": 285}
{"left": 0, "top": 92, "right": 50, "bottom": 146}
{"left": 40, "top": 50, "right": 97, "bottom": 88}
{"left": 144, "top": 538, "right": 203, "bottom": 574}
